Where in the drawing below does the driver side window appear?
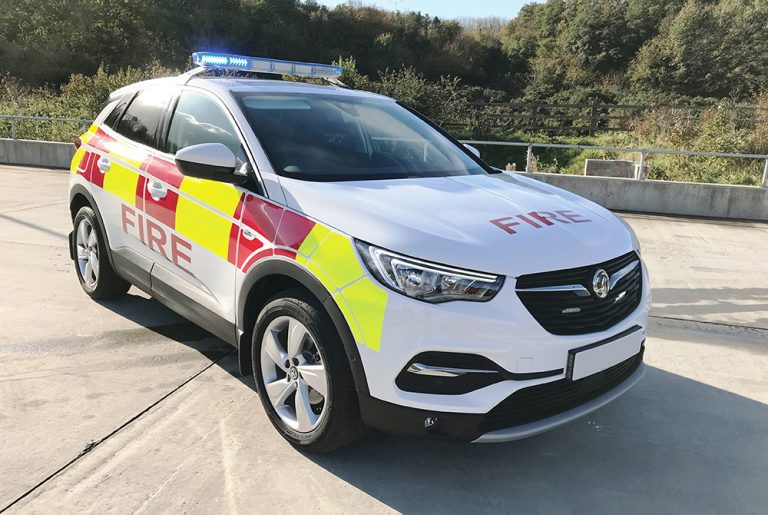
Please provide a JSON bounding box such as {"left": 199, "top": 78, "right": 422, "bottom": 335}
{"left": 166, "top": 91, "right": 245, "bottom": 162}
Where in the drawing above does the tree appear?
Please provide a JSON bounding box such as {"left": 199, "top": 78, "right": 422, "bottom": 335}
{"left": 628, "top": 0, "right": 768, "bottom": 100}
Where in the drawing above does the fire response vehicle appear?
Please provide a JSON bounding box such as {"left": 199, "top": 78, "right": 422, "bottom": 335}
{"left": 69, "top": 53, "right": 649, "bottom": 452}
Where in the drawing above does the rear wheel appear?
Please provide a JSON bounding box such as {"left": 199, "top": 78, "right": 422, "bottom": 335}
{"left": 252, "top": 289, "right": 366, "bottom": 453}
{"left": 73, "top": 206, "right": 130, "bottom": 299}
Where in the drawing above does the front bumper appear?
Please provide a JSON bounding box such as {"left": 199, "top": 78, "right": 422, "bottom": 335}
{"left": 358, "top": 349, "right": 645, "bottom": 442}
{"left": 355, "top": 256, "right": 651, "bottom": 413}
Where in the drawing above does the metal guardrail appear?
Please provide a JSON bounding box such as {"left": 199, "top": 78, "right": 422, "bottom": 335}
{"left": 2, "top": 115, "right": 765, "bottom": 188}
{"left": 0, "top": 114, "right": 91, "bottom": 141}
{"left": 461, "top": 140, "right": 768, "bottom": 189}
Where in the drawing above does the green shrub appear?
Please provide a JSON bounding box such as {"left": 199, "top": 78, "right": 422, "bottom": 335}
{"left": 0, "top": 64, "right": 178, "bottom": 141}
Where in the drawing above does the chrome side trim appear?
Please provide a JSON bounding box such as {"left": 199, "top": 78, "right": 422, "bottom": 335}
{"left": 515, "top": 284, "right": 590, "bottom": 294}
{"left": 515, "top": 260, "right": 639, "bottom": 295}
{"left": 473, "top": 363, "right": 645, "bottom": 443}
{"left": 609, "top": 260, "right": 639, "bottom": 290}
{"left": 407, "top": 363, "right": 499, "bottom": 378}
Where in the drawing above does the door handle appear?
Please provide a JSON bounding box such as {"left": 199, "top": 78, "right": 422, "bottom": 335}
{"left": 242, "top": 227, "right": 258, "bottom": 240}
{"left": 97, "top": 156, "right": 110, "bottom": 173}
{"left": 146, "top": 180, "right": 168, "bottom": 200}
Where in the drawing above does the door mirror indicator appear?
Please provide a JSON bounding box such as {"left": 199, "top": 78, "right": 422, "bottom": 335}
{"left": 175, "top": 143, "right": 245, "bottom": 184}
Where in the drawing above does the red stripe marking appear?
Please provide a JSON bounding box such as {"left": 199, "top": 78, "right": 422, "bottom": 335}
{"left": 144, "top": 188, "right": 179, "bottom": 230}
{"left": 135, "top": 175, "right": 146, "bottom": 212}
{"left": 237, "top": 237, "right": 265, "bottom": 269}
{"left": 89, "top": 128, "right": 117, "bottom": 150}
{"left": 78, "top": 152, "right": 93, "bottom": 182}
{"left": 85, "top": 128, "right": 120, "bottom": 189}
{"left": 241, "top": 195, "right": 283, "bottom": 242}
{"left": 87, "top": 152, "right": 105, "bottom": 189}
{"left": 142, "top": 157, "right": 182, "bottom": 230}
{"left": 241, "top": 248, "right": 274, "bottom": 273}
{"left": 228, "top": 196, "right": 245, "bottom": 265}
{"left": 274, "top": 248, "right": 297, "bottom": 260}
{"left": 144, "top": 156, "right": 184, "bottom": 189}
{"left": 133, "top": 156, "right": 153, "bottom": 212}
{"left": 276, "top": 210, "right": 316, "bottom": 250}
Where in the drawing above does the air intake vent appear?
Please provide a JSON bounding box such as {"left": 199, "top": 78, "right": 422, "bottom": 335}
{"left": 480, "top": 348, "right": 643, "bottom": 433}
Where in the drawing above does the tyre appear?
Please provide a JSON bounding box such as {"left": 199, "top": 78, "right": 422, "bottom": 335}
{"left": 73, "top": 206, "right": 131, "bottom": 300}
{"left": 252, "top": 289, "right": 366, "bottom": 453}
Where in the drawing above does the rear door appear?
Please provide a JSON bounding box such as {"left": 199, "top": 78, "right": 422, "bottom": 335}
{"left": 86, "top": 88, "right": 175, "bottom": 290}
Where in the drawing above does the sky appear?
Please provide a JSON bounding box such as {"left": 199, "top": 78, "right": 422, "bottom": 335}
{"left": 314, "top": 0, "right": 533, "bottom": 20}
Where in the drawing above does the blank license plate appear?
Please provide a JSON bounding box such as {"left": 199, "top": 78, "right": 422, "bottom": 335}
{"left": 567, "top": 326, "right": 644, "bottom": 381}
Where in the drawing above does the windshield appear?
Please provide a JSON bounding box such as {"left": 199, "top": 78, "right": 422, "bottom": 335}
{"left": 234, "top": 92, "right": 487, "bottom": 181}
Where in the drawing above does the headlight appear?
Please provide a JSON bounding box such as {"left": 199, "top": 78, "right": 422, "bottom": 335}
{"left": 355, "top": 241, "right": 503, "bottom": 303}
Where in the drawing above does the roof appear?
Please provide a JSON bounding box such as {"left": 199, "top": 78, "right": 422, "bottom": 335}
{"left": 110, "top": 75, "right": 391, "bottom": 102}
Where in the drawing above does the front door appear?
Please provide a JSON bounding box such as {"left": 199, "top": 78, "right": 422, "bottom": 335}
{"left": 146, "top": 90, "right": 254, "bottom": 337}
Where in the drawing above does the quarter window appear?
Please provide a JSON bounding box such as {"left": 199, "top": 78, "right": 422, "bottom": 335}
{"left": 115, "top": 89, "right": 175, "bottom": 148}
{"left": 166, "top": 91, "right": 242, "bottom": 158}
{"left": 104, "top": 94, "right": 132, "bottom": 129}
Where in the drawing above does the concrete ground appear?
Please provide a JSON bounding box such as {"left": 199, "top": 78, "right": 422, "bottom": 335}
{"left": 0, "top": 165, "right": 766, "bottom": 514}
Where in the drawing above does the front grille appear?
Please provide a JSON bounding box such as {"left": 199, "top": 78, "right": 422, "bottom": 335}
{"left": 516, "top": 251, "right": 642, "bottom": 335}
{"left": 480, "top": 348, "right": 643, "bottom": 433}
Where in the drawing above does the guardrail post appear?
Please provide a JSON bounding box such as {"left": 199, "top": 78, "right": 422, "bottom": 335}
{"left": 762, "top": 158, "right": 768, "bottom": 188}
{"left": 525, "top": 144, "right": 533, "bottom": 172}
{"left": 637, "top": 152, "right": 646, "bottom": 180}
{"left": 10, "top": 119, "right": 17, "bottom": 140}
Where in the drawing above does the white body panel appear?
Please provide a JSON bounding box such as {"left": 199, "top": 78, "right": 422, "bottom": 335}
{"left": 279, "top": 173, "right": 633, "bottom": 277}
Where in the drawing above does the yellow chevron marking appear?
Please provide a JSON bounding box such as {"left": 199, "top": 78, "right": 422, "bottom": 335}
{"left": 176, "top": 178, "right": 242, "bottom": 259}
{"left": 102, "top": 162, "right": 138, "bottom": 206}
{"left": 306, "top": 231, "right": 363, "bottom": 289}
{"left": 296, "top": 223, "right": 331, "bottom": 260}
{"left": 71, "top": 147, "right": 87, "bottom": 174}
{"left": 339, "top": 278, "right": 388, "bottom": 351}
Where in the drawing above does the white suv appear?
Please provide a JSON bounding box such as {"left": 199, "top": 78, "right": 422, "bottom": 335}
{"left": 68, "top": 53, "right": 649, "bottom": 452}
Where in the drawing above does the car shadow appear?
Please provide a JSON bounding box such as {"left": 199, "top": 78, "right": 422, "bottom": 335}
{"left": 95, "top": 291, "right": 237, "bottom": 369}
{"left": 305, "top": 366, "right": 768, "bottom": 513}
{"left": 94, "top": 292, "right": 768, "bottom": 512}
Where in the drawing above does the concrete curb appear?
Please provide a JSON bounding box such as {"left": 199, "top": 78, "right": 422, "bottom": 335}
{"left": 0, "top": 138, "right": 74, "bottom": 169}
{"left": 521, "top": 172, "right": 768, "bottom": 222}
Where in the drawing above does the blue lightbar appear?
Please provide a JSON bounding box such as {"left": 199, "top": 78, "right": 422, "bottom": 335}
{"left": 192, "top": 52, "right": 342, "bottom": 79}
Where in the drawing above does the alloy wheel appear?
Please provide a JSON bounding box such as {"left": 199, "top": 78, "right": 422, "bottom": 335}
{"left": 76, "top": 218, "right": 99, "bottom": 289}
{"left": 260, "top": 315, "right": 329, "bottom": 433}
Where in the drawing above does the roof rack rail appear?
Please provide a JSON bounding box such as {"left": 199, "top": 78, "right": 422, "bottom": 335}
{"left": 181, "top": 52, "right": 346, "bottom": 87}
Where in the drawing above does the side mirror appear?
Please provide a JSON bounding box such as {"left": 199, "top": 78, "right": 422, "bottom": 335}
{"left": 464, "top": 143, "right": 481, "bottom": 158}
{"left": 175, "top": 143, "right": 245, "bottom": 184}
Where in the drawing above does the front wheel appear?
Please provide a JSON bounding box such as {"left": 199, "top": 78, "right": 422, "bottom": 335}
{"left": 252, "top": 290, "right": 366, "bottom": 453}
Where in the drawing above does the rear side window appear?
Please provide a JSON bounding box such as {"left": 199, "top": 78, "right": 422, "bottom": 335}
{"left": 166, "top": 91, "right": 242, "bottom": 157}
{"left": 103, "top": 94, "right": 132, "bottom": 129}
{"left": 116, "top": 89, "right": 175, "bottom": 148}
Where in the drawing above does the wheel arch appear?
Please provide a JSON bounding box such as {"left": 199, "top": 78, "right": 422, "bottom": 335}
{"left": 69, "top": 184, "right": 118, "bottom": 269}
{"left": 237, "top": 258, "right": 369, "bottom": 395}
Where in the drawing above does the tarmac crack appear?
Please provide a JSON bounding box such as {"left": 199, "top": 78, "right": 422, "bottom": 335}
{"left": 649, "top": 314, "right": 768, "bottom": 334}
{"left": 0, "top": 349, "right": 234, "bottom": 513}
{"left": 0, "top": 201, "right": 68, "bottom": 214}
